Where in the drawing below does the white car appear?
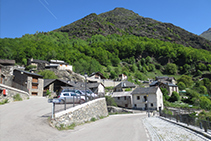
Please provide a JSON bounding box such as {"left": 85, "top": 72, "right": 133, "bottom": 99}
{"left": 58, "top": 92, "right": 85, "bottom": 104}
{"left": 75, "top": 90, "right": 98, "bottom": 99}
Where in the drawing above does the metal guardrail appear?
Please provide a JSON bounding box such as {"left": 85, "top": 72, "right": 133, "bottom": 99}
{"left": 160, "top": 112, "right": 211, "bottom": 132}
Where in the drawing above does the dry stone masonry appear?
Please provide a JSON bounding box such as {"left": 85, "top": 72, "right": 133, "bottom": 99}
{"left": 51, "top": 98, "right": 108, "bottom": 128}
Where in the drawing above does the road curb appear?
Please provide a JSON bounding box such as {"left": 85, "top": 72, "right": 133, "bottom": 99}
{"left": 159, "top": 116, "right": 211, "bottom": 140}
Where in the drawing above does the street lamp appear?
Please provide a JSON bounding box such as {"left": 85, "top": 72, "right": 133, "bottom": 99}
{"left": 84, "top": 73, "right": 88, "bottom": 102}
{"left": 21, "top": 71, "right": 24, "bottom": 90}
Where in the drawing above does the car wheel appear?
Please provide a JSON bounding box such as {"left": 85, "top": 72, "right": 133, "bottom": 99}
{"left": 79, "top": 99, "right": 85, "bottom": 104}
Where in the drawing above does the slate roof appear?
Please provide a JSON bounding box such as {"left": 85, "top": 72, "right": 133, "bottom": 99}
{"left": 112, "top": 91, "right": 132, "bottom": 97}
{"left": 89, "top": 72, "right": 106, "bottom": 79}
{"left": 115, "top": 81, "right": 136, "bottom": 88}
{"left": 150, "top": 81, "right": 177, "bottom": 87}
{"left": 44, "top": 79, "right": 74, "bottom": 88}
{"left": 14, "top": 69, "right": 43, "bottom": 78}
{"left": 44, "top": 79, "right": 56, "bottom": 88}
{"left": 87, "top": 83, "right": 105, "bottom": 88}
{"left": 131, "top": 87, "right": 159, "bottom": 95}
{"left": 0, "top": 59, "right": 15, "bottom": 65}
{"left": 30, "top": 59, "right": 48, "bottom": 64}
{"left": 60, "top": 86, "right": 91, "bottom": 91}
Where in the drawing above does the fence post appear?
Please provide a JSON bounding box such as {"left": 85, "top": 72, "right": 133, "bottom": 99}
{"left": 52, "top": 102, "right": 55, "bottom": 119}
{"left": 203, "top": 120, "right": 208, "bottom": 132}
{"left": 64, "top": 97, "right": 66, "bottom": 110}
{"left": 73, "top": 96, "right": 75, "bottom": 107}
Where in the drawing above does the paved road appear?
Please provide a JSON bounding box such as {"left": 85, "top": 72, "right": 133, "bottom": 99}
{"left": 0, "top": 97, "right": 149, "bottom": 141}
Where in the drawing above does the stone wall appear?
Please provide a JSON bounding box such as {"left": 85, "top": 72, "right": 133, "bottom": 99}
{"left": 51, "top": 98, "right": 108, "bottom": 128}
{"left": 0, "top": 84, "right": 29, "bottom": 103}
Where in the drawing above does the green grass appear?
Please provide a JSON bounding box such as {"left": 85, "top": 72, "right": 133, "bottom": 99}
{"left": 13, "top": 94, "right": 22, "bottom": 101}
{"left": 0, "top": 99, "right": 9, "bottom": 105}
{"left": 56, "top": 123, "right": 76, "bottom": 131}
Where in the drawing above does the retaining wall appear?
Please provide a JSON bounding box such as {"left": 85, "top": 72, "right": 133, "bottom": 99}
{"left": 51, "top": 98, "right": 108, "bottom": 128}
{"left": 0, "top": 84, "right": 29, "bottom": 102}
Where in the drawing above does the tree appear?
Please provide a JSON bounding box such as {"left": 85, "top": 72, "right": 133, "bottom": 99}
{"left": 177, "top": 75, "right": 193, "bottom": 88}
{"left": 160, "top": 88, "right": 170, "bottom": 101}
{"left": 199, "top": 86, "right": 207, "bottom": 94}
{"left": 169, "top": 91, "right": 180, "bottom": 102}
{"left": 177, "top": 82, "right": 186, "bottom": 90}
{"left": 38, "top": 70, "right": 57, "bottom": 79}
{"left": 165, "top": 63, "right": 177, "bottom": 75}
{"left": 200, "top": 96, "right": 211, "bottom": 110}
{"left": 105, "top": 96, "right": 117, "bottom": 106}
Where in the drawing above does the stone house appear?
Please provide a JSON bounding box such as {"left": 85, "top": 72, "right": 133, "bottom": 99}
{"left": 0, "top": 64, "right": 5, "bottom": 84}
{"left": 150, "top": 81, "right": 179, "bottom": 96}
{"left": 89, "top": 72, "right": 106, "bottom": 80}
{"left": 12, "top": 69, "right": 44, "bottom": 96}
{"left": 113, "top": 80, "right": 137, "bottom": 92}
{"left": 87, "top": 83, "right": 105, "bottom": 96}
{"left": 131, "top": 87, "right": 163, "bottom": 110}
{"left": 112, "top": 91, "right": 133, "bottom": 108}
{"left": 45, "top": 60, "right": 72, "bottom": 71}
{"left": 118, "top": 73, "right": 127, "bottom": 81}
{"left": 155, "top": 76, "right": 176, "bottom": 85}
{"left": 43, "top": 79, "right": 74, "bottom": 96}
{"left": 0, "top": 59, "right": 16, "bottom": 85}
{"left": 27, "top": 58, "right": 49, "bottom": 70}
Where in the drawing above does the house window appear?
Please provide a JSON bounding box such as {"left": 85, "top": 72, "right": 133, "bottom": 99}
{"left": 32, "top": 92, "right": 37, "bottom": 96}
{"left": 117, "top": 97, "right": 120, "bottom": 100}
{"left": 32, "top": 84, "right": 38, "bottom": 89}
{"left": 144, "top": 96, "right": 147, "bottom": 102}
{"left": 151, "top": 103, "right": 153, "bottom": 107}
{"left": 125, "top": 104, "right": 128, "bottom": 107}
{"left": 137, "top": 96, "right": 140, "bottom": 100}
{"left": 124, "top": 96, "right": 126, "bottom": 100}
{"left": 134, "top": 104, "right": 137, "bottom": 108}
{"left": 32, "top": 78, "right": 38, "bottom": 83}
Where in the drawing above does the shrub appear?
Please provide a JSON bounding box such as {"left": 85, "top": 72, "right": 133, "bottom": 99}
{"left": 91, "top": 117, "right": 96, "bottom": 122}
{"left": 177, "top": 82, "right": 186, "bottom": 90}
{"left": 105, "top": 96, "right": 117, "bottom": 106}
{"left": 165, "top": 63, "right": 177, "bottom": 75}
{"left": 169, "top": 91, "right": 180, "bottom": 102}
{"left": 38, "top": 70, "right": 57, "bottom": 79}
{"left": 0, "top": 99, "right": 9, "bottom": 105}
{"left": 13, "top": 94, "right": 22, "bottom": 101}
{"left": 199, "top": 96, "right": 211, "bottom": 110}
{"left": 177, "top": 75, "right": 193, "bottom": 88}
{"left": 25, "top": 65, "right": 36, "bottom": 71}
{"left": 160, "top": 88, "right": 170, "bottom": 100}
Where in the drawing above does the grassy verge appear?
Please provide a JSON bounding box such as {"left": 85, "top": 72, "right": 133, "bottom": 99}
{"left": 0, "top": 99, "right": 9, "bottom": 105}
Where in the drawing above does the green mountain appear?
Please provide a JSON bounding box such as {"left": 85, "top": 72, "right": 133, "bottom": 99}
{"left": 55, "top": 7, "right": 211, "bottom": 51}
{"left": 200, "top": 28, "right": 211, "bottom": 41}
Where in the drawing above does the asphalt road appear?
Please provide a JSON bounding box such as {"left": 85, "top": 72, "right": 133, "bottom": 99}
{"left": 0, "top": 97, "right": 149, "bottom": 141}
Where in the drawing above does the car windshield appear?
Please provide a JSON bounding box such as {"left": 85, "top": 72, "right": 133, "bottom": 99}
{"left": 63, "top": 89, "right": 75, "bottom": 92}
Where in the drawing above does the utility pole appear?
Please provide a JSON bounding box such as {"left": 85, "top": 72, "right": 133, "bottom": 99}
{"left": 147, "top": 94, "right": 150, "bottom": 117}
{"left": 85, "top": 73, "right": 87, "bottom": 102}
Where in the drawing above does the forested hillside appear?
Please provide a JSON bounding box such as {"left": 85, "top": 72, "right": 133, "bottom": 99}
{"left": 1, "top": 7, "right": 211, "bottom": 111}
{"left": 55, "top": 8, "right": 211, "bottom": 51}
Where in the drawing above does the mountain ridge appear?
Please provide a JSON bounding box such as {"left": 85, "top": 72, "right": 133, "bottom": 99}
{"left": 200, "top": 28, "right": 211, "bottom": 41}
{"left": 54, "top": 7, "right": 211, "bottom": 51}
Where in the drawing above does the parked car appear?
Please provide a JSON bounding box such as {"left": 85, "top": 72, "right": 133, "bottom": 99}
{"left": 75, "top": 90, "right": 98, "bottom": 100}
{"left": 58, "top": 92, "right": 85, "bottom": 104}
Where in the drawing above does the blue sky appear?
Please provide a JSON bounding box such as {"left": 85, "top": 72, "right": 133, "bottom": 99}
{"left": 1, "top": 0, "right": 210, "bottom": 38}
